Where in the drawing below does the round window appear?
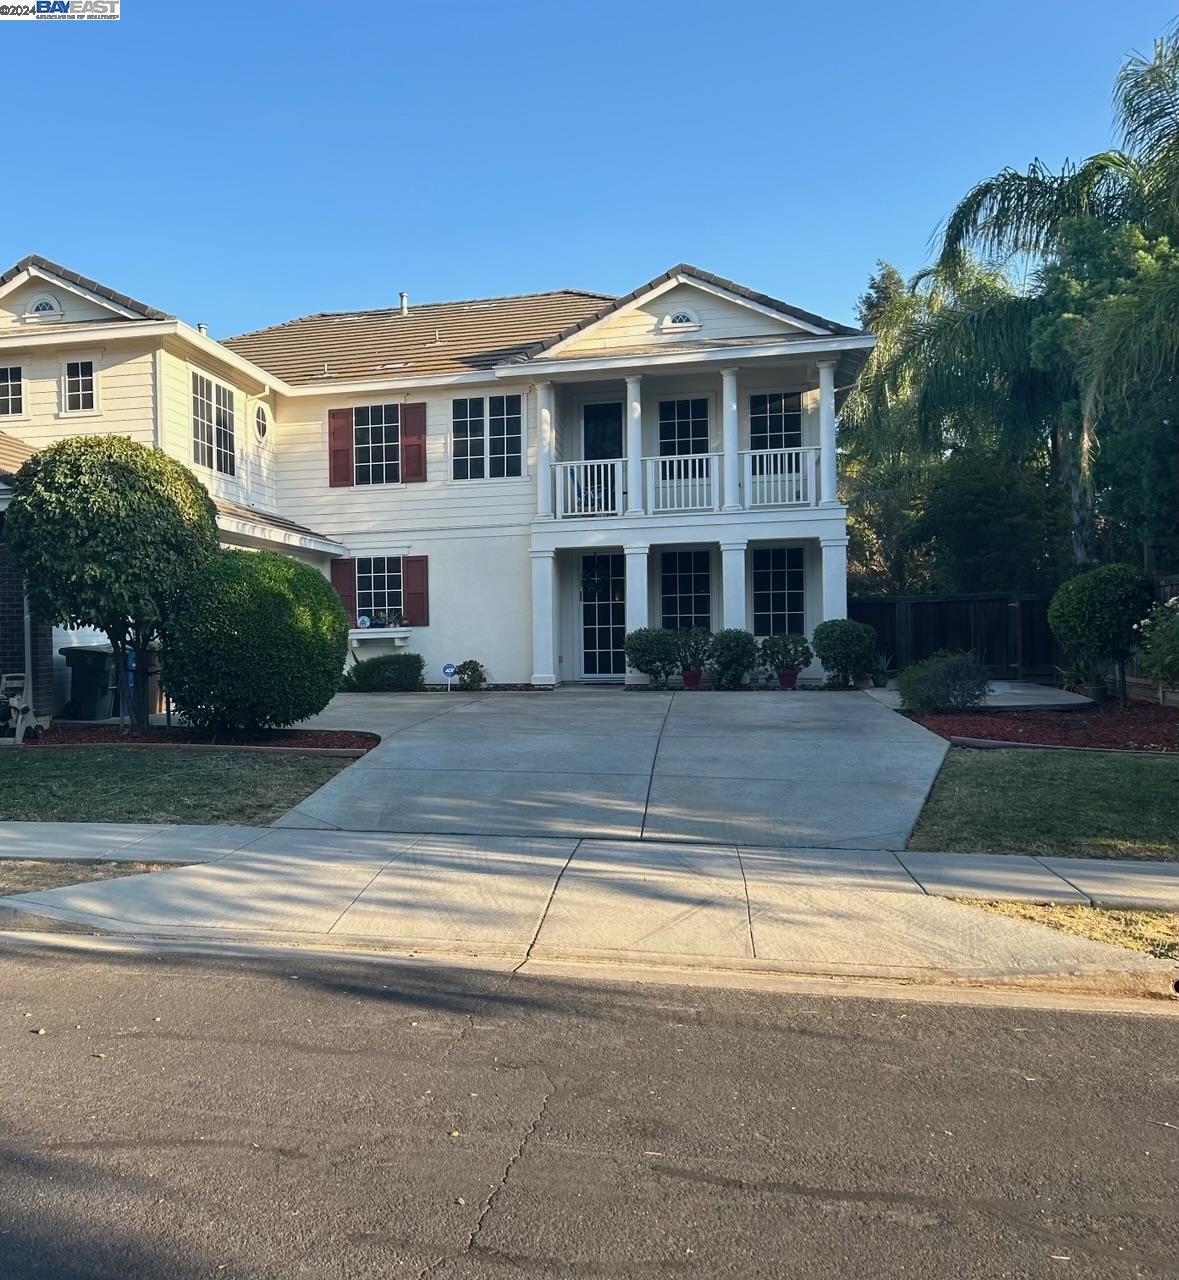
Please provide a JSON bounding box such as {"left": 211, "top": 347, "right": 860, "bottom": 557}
{"left": 255, "top": 405, "right": 269, "bottom": 440}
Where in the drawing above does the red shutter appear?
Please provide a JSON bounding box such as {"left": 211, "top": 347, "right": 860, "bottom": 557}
{"left": 328, "top": 409, "right": 354, "bottom": 487}
{"left": 400, "top": 402, "right": 427, "bottom": 483}
{"left": 330, "top": 559, "right": 357, "bottom": 624}
{"left": 403, "top": 555, "right": 429, "bottom": 626}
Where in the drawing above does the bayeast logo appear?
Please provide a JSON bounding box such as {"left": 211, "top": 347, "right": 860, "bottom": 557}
{"left": 1, "top": 0, "right": 123, "bottom": 17}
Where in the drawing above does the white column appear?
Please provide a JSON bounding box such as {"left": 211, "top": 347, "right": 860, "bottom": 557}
{"left": 536, "top": 381, "right": 554, "bottom": 518}
{"left": 623, "top": 544, "right": 649, "bottom": 685}
{"left": 530, "top": 549, "right": 558, "bottom": 686}
{"left": 721, "top": 540, "right": 747, "bottom": 630}
{"left": 817, "top": 359, "right": 838, "bottom": 507}
{"left": 721, "top": 367, "right": 740, "bottom": 511}
{"left": 625, "top": 374, "right": 644, "bottom": 515}
{"left": 820, "top": 536, "right": 848, "bottom": 622}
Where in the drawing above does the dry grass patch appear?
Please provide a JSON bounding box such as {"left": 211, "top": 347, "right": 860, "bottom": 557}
{"left": 0, "top": 859, "right": 184, "bottom": 932}
{"left": 962, "top": 900, "right": 1179, "bottom": 962}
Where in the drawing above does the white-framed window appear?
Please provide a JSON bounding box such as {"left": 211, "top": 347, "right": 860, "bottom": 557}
{"left": 451, "top": 394, "right": 522, "bottom": 480}
{"left": 0, "top": 366, "right": 23, "bottom": 416}
{"left": 660, "top": 550, "right": 711, "bottom": 630}
{"left": 749, "top": 392, "right": 802, "bottom": 450}
{"left": 752, "top": 546, "right": 804, "bottom": 636}
{"left": 255, "top": 404, "right": 269, "bottom": 441}
{"left": 23, "top": 293, "right": 62, "bottom": 322}
{"left": 63, "top": 360, "right": 96, "bottom": 413}
{"left": 658, "top": 398, "right": 709, "bottom": 456}
{"left": 660, "top": 307, "right": 701, "bottom": 333}
{"left": 356, "top": 556, "right": 403, "bottom": 621}
{"left": 191, "top": 371, "right": 236, "bottom": 475}
{"left": 354, "top": 403, "right": 400, "bottom": 485}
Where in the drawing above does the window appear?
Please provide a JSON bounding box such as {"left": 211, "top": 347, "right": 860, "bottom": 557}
{"left": 658, "top": 399, "right": 709, "bottom": 456}
{"left": 64, "top": 360, "right": 95, "bottom": 413}
{"left": 750, "top": 393, "right": 802, "bottom": 451}
{"left": 24, "top": 293, "right": 61, "bottom": 321}
{"left": 0, "top": 366, "right": 22, "bottom": 416}
{"left": 192, "top": 372, "right": 235, "bottom": 474}
{"left": 661, "top": 550, "right": 711, "bottom": 630}
{"left": 752, "top": 547, "right": 804, "bottom": 636}
{"left": 356, "top": 556, "right": 403, "bottom": 621}
{"left": 660, "top": 307, "right": 700, "bottom": 332}
{"left": 452, "top": 394, "right": 522, "bottom": 479}
{"left": 254, "top": 405, "right": 269, "bottom": 440}
{"left": 354, "top": 403, "right": 400, "bottom": 485}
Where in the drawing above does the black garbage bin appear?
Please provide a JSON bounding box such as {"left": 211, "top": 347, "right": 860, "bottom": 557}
{"left": 61, "top": 646, "right": 116, "bottom": 720}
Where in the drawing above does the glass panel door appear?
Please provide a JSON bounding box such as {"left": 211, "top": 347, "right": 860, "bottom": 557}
{"left": 582, "top": 403, "right": 624, "bottom": 460}
{"left": 580, "top": 552, "right": 626, "bottom": 678}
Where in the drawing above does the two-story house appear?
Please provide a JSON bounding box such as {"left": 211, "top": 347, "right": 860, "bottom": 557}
{"left": 0, "top": 255, "right": 873, "bottom": 702}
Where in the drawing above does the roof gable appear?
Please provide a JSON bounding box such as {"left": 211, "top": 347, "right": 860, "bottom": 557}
{"left": 0, "top": 255, "right": 172, "bottom": 328}
{"left": 513, "top": 264, "right": 862, "bottom": 363}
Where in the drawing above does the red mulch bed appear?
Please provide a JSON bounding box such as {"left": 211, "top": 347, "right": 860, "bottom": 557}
{"left": 908, "top": 702, "right": 1179, "bottom": 753}
{"left": 25, "top": 724, "right": 379, "bottom": 752}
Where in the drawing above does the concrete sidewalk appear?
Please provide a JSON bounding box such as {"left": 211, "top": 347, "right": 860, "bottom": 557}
{"left": 1, "top": 824, "right": 1176, "bottom": 990}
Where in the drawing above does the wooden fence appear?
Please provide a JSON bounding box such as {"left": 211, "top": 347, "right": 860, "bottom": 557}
{"left": 848, "top": 592, "right": 1059, "bottom": 678}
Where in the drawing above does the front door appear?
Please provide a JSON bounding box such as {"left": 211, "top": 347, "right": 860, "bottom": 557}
{"left": 582, "top": 402, "right": 624, "bottom": 460}
{"left": 580, "top": 552, "right": 626, "bottom": 679}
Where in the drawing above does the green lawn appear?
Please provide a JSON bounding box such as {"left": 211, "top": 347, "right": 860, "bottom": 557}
{"left": 909, "top": 747, "right": 1179, "bottom": 861}
{"left": 0, "top": 749, "right": 348, "bottom": 825}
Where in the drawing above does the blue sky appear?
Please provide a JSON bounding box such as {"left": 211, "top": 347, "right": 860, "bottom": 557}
{"left": 7, "top": 0, "right": 1173, "bottom": 336}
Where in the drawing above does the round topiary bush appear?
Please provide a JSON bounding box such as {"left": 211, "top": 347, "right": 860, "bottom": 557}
{"left": 896, "top": 650, "right": 991, "bottom": 714}
{"left": 1048, "top": 563, "right": 1151, "bottom": 697}
{"left": 706, "top": 629, "right": 759, "bottom": 688}
{"left": 811, "top": 618, "right": 877, "bottom": 688}
{"left": 163, "top": 549, "right": 349, "bottom": 735}
{"left": 624, "top": 627, "right": 681, "bottom": 687}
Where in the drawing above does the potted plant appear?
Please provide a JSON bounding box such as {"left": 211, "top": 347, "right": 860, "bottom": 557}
{"left": 676, "top": 628, "right": 712, "bottom": 689}
{"left": 759, "top": 634, "right": 813, "bottom": 689}
{"left": 871, "top": 652, "right": 892, "bottom": 688}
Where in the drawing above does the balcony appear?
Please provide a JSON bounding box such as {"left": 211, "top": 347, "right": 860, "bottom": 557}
{"left": 552, "top": 448, "right": 821, "bottom": 519}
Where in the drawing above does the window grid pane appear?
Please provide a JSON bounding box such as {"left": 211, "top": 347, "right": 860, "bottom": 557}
{"left": 192, "top": 373, "right": 214, "bottom": 469}
{"left": 65, "top": 360, "right": 95, "bottom": 413}
{"left": 658, "top": 398, "right": 709, "bottom": 456}
{"left": 750, "top": 392, "right": 802, "bottom": 451}
{"left": 355, "top": 556, "right": 404, "bottom": 619}
{"left": 214, "top": 383, "right": 235, "bottom": 476}
{"left": 451, "top": 397, "right": 485, "bottom": 480}
{"left": 752, "top": 546, "right": 804, "bottom": 636}
{"left": 355, "top": 404, "right": 401, "bottom": 485}
{"left": 0, "top": 366, "right": 21, "bottom": 416}
{"left": 487, "top": 394, "right": 522, "bottom": 478}
{"left": 660, "top": 550, "right": 711, "bottom": 630}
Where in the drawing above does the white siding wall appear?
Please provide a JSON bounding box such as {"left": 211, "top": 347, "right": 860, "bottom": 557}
{"left": 556, "top": 283, "right": 803, "bottom": 355}
{"left": 158, "top": 349, "right": 278, "bottom": 512}
{"left": 0, "top": 342, "right": 156, "bottom": 450}
{"left": 0, "top": 279, "right": 123, "bottom": 328}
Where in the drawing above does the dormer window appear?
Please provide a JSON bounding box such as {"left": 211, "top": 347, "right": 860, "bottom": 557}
{"left": 660, "top": 307, "right": 701, "bottom": 333}
{"left": 23, "top": 293, "right": 63, "bottom": 323}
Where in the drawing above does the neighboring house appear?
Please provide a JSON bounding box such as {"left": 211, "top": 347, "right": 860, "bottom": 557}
{"left": 0, "top": 255, "right": 873, "bottom": 693}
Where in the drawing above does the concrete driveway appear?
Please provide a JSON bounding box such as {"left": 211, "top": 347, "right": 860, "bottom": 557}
{"left": 280, "top": 689, "right": 948, "bottom": 850}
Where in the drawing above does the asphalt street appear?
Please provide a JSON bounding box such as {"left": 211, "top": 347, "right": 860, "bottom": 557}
{"left": 1, "top": 942, "right": 1176, "bottom": 1279}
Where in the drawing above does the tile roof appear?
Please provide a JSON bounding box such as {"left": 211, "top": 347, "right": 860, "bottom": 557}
{"left": 0, "top": 430, "right": 33, "bottom": 482}
{"left": 213, "top": 498, "right": 337, "bottom": 544}
{"left": 222, "top": 290, "right": 614, "bottom": 385}
{"left": 0, "top": 255, "right": 172, "bottom": 321}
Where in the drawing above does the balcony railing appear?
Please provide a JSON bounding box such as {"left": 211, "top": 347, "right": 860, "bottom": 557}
{"left": 549, "top": 448, "right": 821, "bottom": 518}
{"left": 645, "top": 452, "right": 722, "bottom": 513}
{"left": 742, "top": 447, "right": 819, "bottom": 507}
{"left": 554, "top": 458, "right": 624, "bottom": 519}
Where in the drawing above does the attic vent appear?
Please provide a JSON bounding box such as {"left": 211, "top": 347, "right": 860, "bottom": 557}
{"left": 663, "top": 308, "right": 701, "bottom": 331}
{"left": 23, "top": 293, "right": 62, "bottom": 323}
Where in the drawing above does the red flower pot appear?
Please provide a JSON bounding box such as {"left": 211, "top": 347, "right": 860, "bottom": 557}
{"left": 777, "top": 668, "right": 800, "bottom": 689}
{"left": 681, "top": 670, "right": 703, "bottom": 690}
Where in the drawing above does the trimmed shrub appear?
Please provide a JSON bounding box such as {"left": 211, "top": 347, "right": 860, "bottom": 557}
{"left": 896, "top": 650, "right": 991, "bottom": 714}
{"left": 341, "top": 652, "right": 425, "bottom": 693}
{"left": 706, "top": 629, "right": 759, "bottom": 689}
{"left": 1048, "top": 564, "right": 1152, "bottom": 685}
{"left": 759, "top": 633, "right": 814, "bottom": 674}
{"left": 455, "top": 658, "right": 487, "bottom": 690}
{"left": 1137, "top": 598, "right": 1179, "bottom": 690}
{"left": 811, "top": 618, "right": 877, "bottom": 688}
{"left": 676, "top": 628, "right": 713, "bottom": 673}
{"left": 163, "top": 549, "right": 348, "bottom": 735}
{"left": 624, "top": 628, "right": 681, "bottom": 687}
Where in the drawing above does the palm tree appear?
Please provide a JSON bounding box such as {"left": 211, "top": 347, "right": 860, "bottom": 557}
{"left": 866, "top": 30, "right": 1178, "bottom": 563}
